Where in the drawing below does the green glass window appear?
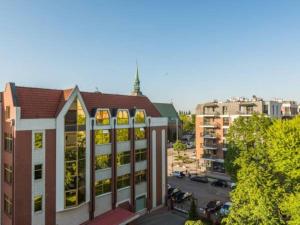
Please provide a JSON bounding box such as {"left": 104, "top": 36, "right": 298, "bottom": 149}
{"left": 135, "top": 110, "right": 145, "bottom": 124}
{"left": 4, "top": 164, "right": 13, "bottom": 184}
{"left": 95, "top": 179, "right": 111, "bottom": 196}
{"left": 34, "top": 195, "right": 42, "bottom": 212}
{"left": 4, "top": 133, "right": 13, "bottom": 152}
{"left": 135, "top": 149, "right": 147, "bottom": 162}
{"left": 117, "top": 110, "right": 129, "bottom": 125}
{"left": 135, "top": 170, "right": 147, "bottom": 184}
{"left": 117, "top": 151, "right": 131, "bottom": 166}
{"left": 64, "top": 98, "right": 86, "bottom": 208}
{"left": 4, "top": 195, "right": 12, "bottom": 217}
{"left": 34, "top": 164, "right": 43, "bottom": 180}
{"left": 95, "top": 110, "right": 110, "bottom": 125}
{"left": 135, "top": 127, "right": 145, "bottom": 140}
{"left": 34, "top": 132, "right": 43, "bottom": 150}
{"left": 95, "top": 154, "right": 112, "bottom": 170}
{"left": 116, "top": 129, "right": 129, "bottom": 142}
{"left": 117, "top": 174, "right": 130, "bottom": 189}
{"left": 95, "top": 129, "right": 110, "bottom": 145}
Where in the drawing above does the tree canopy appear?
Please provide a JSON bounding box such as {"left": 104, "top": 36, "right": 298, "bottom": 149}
{"left": 223, "top": 115, "right": 300, "bottom": 225}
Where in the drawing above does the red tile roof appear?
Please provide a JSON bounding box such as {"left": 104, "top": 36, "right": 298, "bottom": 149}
{"left": 13, "top": 85, "right": 161, "bottom": 119}
{"left": 85, "top": 207, "right": 138, "bottom": 225}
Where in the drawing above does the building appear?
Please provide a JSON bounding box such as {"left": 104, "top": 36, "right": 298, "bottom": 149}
{"left": 279, "top": 100, "right": 298, "bottom": 119}
{"left": 1, "top": 82, "right": 168, "bottom": 225}
{"left": 153, "top": 103, "right": 182, "bottom": 142}
{"left": 195, "top": 96, "right": 282, "bottom": 176}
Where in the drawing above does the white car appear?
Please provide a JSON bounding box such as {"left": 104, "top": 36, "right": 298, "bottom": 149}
{"left": 172, "top": 171, "right": 185, "bottom": 178}
{"left": 220, "top": 202, "right": 232, "bottom": 215}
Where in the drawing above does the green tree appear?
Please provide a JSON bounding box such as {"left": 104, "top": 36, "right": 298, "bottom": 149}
{"left": 173, "top": 140, "right": 187, "bottom": 157}
{"left": 185, "top": 220, "right": 204, "bottom": 225}
{"left": 188, "top": 199, "right": 198, "bottom": 221}
{"left": 179, "top": 114, "right": 195, "bottom": 134}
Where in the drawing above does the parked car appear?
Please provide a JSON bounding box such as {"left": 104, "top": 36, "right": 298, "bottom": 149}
{"left": 230, "top": 182, "right": 236, "bottom": 189}
{"left": 186, "top": 142, "right": 195, "bottom": 149}
{"left": 206, "top": 200, "right": 223, "bottom": 213}
{"left": 172, "top": 171, "right": 185, "bottom": 178}
{"left": 168, "top": 188, "right": 180, "bottom": 199}
{"left": 190, "top": 175, "right": 209, "bottom": 183}
{"left": 211, "top": 179, "right": 228, "bottom": 188}
{"left": 220, "top": 202, "right": 232, "bottom": 215}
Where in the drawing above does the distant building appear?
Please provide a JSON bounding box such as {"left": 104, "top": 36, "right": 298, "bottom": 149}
{"left": 195, "top": 96, "right": 282, "bottom": 177}
{"left": 278, "top": 100, "right": 298, "bottom": 119}
{"left": 153, "top": 103, "right": 182, "bottom": 142}
{"left": 0, "top": 80, "right": 168, "bottom": 225}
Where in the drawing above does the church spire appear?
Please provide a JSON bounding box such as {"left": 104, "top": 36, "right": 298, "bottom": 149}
{"left": 132, "top": 64, "right": 143, "bottom": 96}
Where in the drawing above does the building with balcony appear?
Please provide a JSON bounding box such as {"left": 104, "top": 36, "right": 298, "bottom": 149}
{"left": 195, "top": 96, "right": 282, "bottom": 176}
{"left": 0, "top": 82, "right": 168, "bottom": 225}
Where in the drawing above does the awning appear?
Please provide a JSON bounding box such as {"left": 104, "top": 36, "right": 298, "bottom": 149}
{"left": 87, "top": 207, "right": 140, "bottom": 225}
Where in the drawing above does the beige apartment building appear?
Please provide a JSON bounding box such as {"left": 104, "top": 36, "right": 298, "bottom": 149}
{"left": 195, "top": 97, "right": 282, "bottom": 176}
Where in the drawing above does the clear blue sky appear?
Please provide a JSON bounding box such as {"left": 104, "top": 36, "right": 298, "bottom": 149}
{"left": 1, "top": 1, "right": 300, "bottom": 111}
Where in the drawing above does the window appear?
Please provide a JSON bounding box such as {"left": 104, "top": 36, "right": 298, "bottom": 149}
{"left": 135, "top": 195, "right": 146, "bottom": 212}
{"left": 95, "top": 179, "right": 111, "bottom": 196}
{"left": 223, "top": 128, "right": 228, "bottom": 137}
{"left": 34, "top": 164, "right": 43, "bottom": 180}
{"left": 117, "top": 110, "right": 129, "bottom": 125}
{"left": 34, "top": 132, "right": 43, "bottom": 150}
{"left": 5, "top": 106, "right": 10, "bottom": 120}
{"left": 116, "top": 129, "right": 129, "bottom": 142}
{"left": 135, "top": 110, "right": 145, "bottom": 123}
{"left": 117, "top": 174, "right": 130, "bottom": 189}
{"left": 95, "top": 129, "right": 110, "bottom": 145}
{"left": 135, "top": 149, "right": 147, "bottom": 162}
{"left": 135, "top": 170, "right": 147, "bottom": 184}
{"left": 4, "top": 195, "right": 12, "bottom": 217}
{"left": 34, "top": 195, "right": 42, "bottom": 212}
{"left": 222, "top": 106, "right": 228, "bottom": 114}
{"left": 64, "top": 98, "right": 86, "bottom": 208}
{"left": 4, "top": 164, "right": 13, "bottom": 184}
{"left": 135, "top": 128, "right": 145, "bottom": 140}
{"left": 95, "top": 154, "right": 112, "bottom": 170}
{"left": 4, "top": 133, "right": 13, "bottom": 152}
{"left": 223, "top": 117, "right": 229, "bottom": 126}
{"left": 95, "top": 110, "right": 110, "bottom": 125}
{"left": 117, "top": 151, "right": 131, "bottom": 166}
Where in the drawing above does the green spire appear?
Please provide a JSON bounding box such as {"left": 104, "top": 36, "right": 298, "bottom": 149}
{"left": 132, "top": 64, "right": 143, "bottom": 96}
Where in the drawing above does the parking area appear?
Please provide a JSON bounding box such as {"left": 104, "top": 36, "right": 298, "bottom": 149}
{"left": 168, "top": 175, "right": 230, "bottom": 209}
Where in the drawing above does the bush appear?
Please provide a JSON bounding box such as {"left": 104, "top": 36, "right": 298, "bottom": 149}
{"left": 185, "top": 220, "right": 204, "bottom": 225}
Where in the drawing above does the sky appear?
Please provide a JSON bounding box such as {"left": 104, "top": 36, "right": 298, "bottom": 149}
{"left": 1, "top": 1, "right": 300, "bottom": 111}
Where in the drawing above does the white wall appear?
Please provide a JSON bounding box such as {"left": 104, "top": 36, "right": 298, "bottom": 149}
{"left": 56, "top": 203, "right": 89, "bottom": 225}
{"left": 161, "top": 129, "right": 166, "bottom": 205}
{"left": 95, "top": 193, "right": 112, "bottom": 217}
{"left": 151, "top": 130, "right": 157, "bottom": 208}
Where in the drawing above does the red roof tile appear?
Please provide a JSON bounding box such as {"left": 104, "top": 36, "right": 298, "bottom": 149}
{"left": 85, "top": 207, "right": 138, "bottom": 225}
{"left": 14, "top": 85, "right": 161, "bottom": 119}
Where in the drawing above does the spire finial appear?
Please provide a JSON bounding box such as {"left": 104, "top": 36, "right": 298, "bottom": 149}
{"left": 132, "top": 62, "right": 143, "bottom": 96}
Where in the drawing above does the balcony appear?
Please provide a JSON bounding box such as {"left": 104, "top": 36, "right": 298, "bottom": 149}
{"left": 203, "top": 111, "right": 220, "bottom": 116}
{"left": 203, "top": 144, "right": 218, "bottom": 150}
{"left": 202, "top": 133, "right": 219, "bottom": 139}
{"left": 202, "top": 153, "right": 218, "bottom": 159}
{"left": 200, "top": 121, "right": 221, "bottom": 128}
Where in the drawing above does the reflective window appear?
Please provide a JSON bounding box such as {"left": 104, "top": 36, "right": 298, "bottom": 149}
{"left": 4, "top": 133, "right": 13, "bottom": 152}
{"left": 34, "top": 132, "right": 43, "bottom": 150}
{"left": 117, "top": 151, "right": 131, "bottom": 166}
{"left": 116, "top": 129, "right": 129, "bottom": 142}
{"left": 135, "top": 170, "right": 147, "bottom": 184}
{"left": 135, "top": 110, "right": 145, "bottom": 124}
{"left": 95, "top": 154, "right": 112, "bottom": 170}
{"left": 95, "top": 129, "right": 110, "bottom": 145}
{"left": 4, "top": 164, "right": 13, "bottom": 184}
{"left": 135, "top": 127, "right": 145, "bottom": 140}
{"left": 135, "top": 149, "right": 147, "bottom": 162}
{"left": 4, "top": 195, "right": 12, "bottom": 218}
{"left": 117, "top": 110, "right": 129, "bottom": 125}
{"left": 95, "top": 179, "right": 111, "bottom": 196}
{"left": 95, "top": 110, "right": 110, "bottom": 126}
{"left": 34, "top": 195, "right": 42, "bottom": 212}
{"left": 64, "top": 98, "right": 86, "bottom": 208}
{"left": 34, "top": 164, "right": 43, "bottom": 180}
{"left": 117, "top": 174, "right": 130, "bottom": 189}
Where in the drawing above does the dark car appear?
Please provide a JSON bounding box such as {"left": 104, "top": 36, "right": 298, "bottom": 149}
{"left": 211, "top": 179, "right": 228, "bottom": 188}
{"left": 206, "top": 200, "right": 223, "bottom": 213}
{"left": 174, "top": 192, "right": 185, "bottom": 203}
{"left": 190, "top": 176, "right": 209, "bottom": 183}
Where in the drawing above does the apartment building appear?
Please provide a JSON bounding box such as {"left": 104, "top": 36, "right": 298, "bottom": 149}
{"left": 195, "top": 97, "right": 281, "bottom": 176}
{"left": 279, "top": 100, "right": 298, "bottom": 119}
{"left": 1, "top": 82, "right": 168, "bottom": 225}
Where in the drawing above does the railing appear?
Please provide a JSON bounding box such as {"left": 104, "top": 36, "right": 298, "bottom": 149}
{"left": 203, "top": 111, "right": 220, "bottom": 116}
{"left": 203, "top": 144, "right": 218, "bottom": 149}
{"left": 202, "top": 153, "right": 218, "bottom": 159}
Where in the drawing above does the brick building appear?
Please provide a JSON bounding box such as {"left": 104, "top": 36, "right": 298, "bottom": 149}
{"left": 0, "top": 82, "right": 168, "bottom": 225}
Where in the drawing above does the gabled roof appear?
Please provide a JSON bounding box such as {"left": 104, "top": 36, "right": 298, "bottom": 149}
{"left": 153, "top": 102, "right": 179, "bottom": 120}
{"left": 12, "top": 84, "right": 161, "bottom": 119}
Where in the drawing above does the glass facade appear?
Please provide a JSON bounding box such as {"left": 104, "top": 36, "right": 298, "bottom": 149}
{"left": 135, "top": 127, "right": 145, "bottom": 140}
{"left": 95, "top": 154, "right": 112, "bottom": 170}
{"left": 116, "top": 129, "right": 129, "bottom": 142}
{"left": 117, "top": 174, "right": 130, "bottom": 189}
{"left": 34, "top": 132, "right": 43, "bottom": 150}
{"left": 135, "top": 149, "right": 147, "bottom": 162}
{"left": 95, "top": 179, "right": 111, "bottom": 196}
{"left": 64, "top": 98, "right": 86, "bottom": 208}
{"left": 135, "top": 110, "right": 145, "bottom": 123}
{"left": 95, "top": 129, "right": 110, "bottom": 145}
{"left": 117, "top": 151, "right": 131, "bottom": 166}
{"left": 95, "top": 110, "right": 110, "bottom": 125}
{"left": 117, "top": 110, "right": 129, "bottom": 125}
{"left": 135, "top": 170, "right": 147, "bottom": 184}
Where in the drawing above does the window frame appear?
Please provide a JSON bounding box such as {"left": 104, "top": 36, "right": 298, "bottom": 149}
{"left": 95, "top": 154, "right": 112, "bottom": 170}
{"left": 116, "top": 128, "right": 129, "bottom": 142}
{"left": 117, "top": 110, "right": 130, "bottom": 125}
{"left": 4, "top": 164, "right": 13, "bottom": 185}
{"left": 135, "top": 110, "right": 146, "bottom": 124}
{"left": 95, "top": 129, "right": 111, "bottom": 145}
{"left": 95, "top": 178, "right": 112, "bottom": 196}
{"left": 95, "top": 109, "right": 111, "bottom": 126}
{"left": 135, "top": 127, "right": 146, "bottom": 140}
{"left": 4, "top": 194, "right": 13, "bottom": 218}
{"left": 34, "top": 132, "right": 44, "bottom": 150}
{"left": 34, "top": 164, "right": 43, "bottom": 180}
{"left": 117, "top": 151, "right": 131, "bottom": 166}
{"left": 135, "top": 149, "right": 147, "bottom": 162}
{"left": 117, "top": 174, "right": 130, "bottom": 189}
{"left": 34, "top": 195, "right": 43, "bottom": 213}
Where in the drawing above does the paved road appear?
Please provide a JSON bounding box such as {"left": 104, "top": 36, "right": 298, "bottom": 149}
{"left": 168, "top": 176, "right": 230, "bottom": 208}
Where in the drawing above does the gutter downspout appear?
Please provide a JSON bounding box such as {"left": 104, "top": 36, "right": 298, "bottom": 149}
{"left": 89, "top": 119, "right": 95, "bottom": 220}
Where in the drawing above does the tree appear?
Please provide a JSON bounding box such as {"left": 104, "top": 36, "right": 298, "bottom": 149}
{"left": 188, "top": 199, "right": 198, "bottom": 221}
{"left": 173, "top": 140, "right": 187, "bottom": 157}
{"left": 179, "top": 114, "right": 195, "bottom": 134}
{"left": 185, "top": 220, "right": 204, "bottom": 225}
{"left": 224, "top": 115, "right": 300, "bottom": 225}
